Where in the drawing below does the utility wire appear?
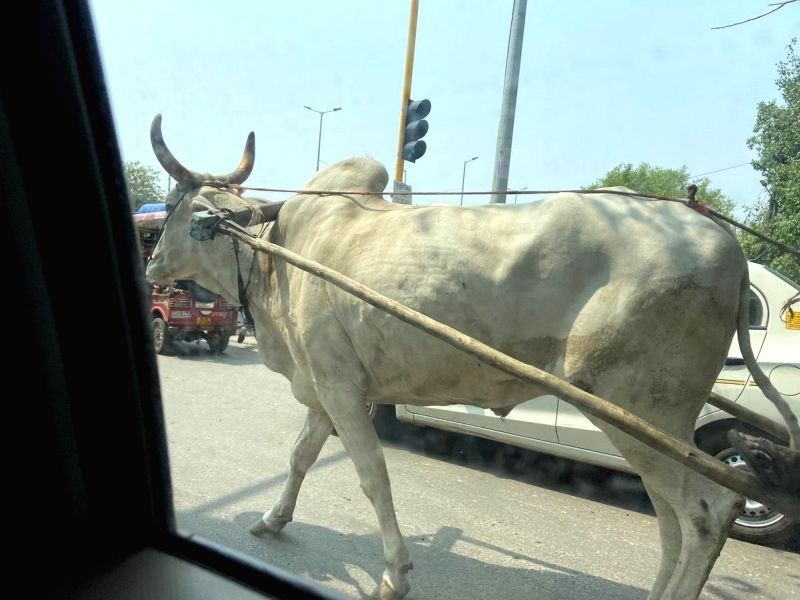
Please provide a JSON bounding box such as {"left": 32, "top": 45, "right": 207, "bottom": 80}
{"left": 689, "top": 162, "right": 752, "bottom": 178}
{"left": 712, "top": 0, "right": 797, "bottom": 30}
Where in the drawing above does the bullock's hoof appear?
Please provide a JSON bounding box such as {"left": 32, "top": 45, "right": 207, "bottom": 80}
{"left": 378, "top": 566, "right": 412, "bottom": 600}
{"left": 249, "top": 515, "right": 288, "bottom": 536}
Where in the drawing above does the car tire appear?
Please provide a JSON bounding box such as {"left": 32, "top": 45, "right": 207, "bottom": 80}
{"left": 152, "top": 317, "right": 171, "bottom": 355}
{"left": 700, "top": 428, "right": 796, "bottom": 547}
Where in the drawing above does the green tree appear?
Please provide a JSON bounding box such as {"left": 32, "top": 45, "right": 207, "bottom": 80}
{"left": 587, "top": 162, "right": 734, "bottom": 216}
{"left": 125, "top": 161, "right": 163, "bottom": 212}
{"left": 744, "top": 38, "right": 800, "bottom": 282}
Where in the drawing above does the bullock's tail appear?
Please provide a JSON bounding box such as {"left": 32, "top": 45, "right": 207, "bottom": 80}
{"left": 736, "top": 269, "right": 800, "bottom": 449}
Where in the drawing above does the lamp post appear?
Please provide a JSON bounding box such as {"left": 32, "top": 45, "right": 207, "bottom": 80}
{"left": 304, "top": 105, "right": 341, "bottom": 171}
{"left": 514, "top": 186, "right": 528, "bottom": 204}
{"left": 460, "top": 156, "right": 478, "bottom": 205}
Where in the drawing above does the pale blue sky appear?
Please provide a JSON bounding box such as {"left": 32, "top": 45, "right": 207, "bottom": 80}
{"left": 89, "top": 1, "right": 799, "bottom": 216}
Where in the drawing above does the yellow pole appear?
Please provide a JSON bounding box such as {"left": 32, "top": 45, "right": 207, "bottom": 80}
{"left": 395, "top": 0, "right": 420, "bottom": 183}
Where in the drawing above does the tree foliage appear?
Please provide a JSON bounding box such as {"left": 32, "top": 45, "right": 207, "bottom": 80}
{"left": 744, "top": 38, "right": 800, "bottom": 282}
{"left": 587, "top": 162, "right": 734, "bottom": 216}
{"left": 125, "top": 161, "right": 163, "bottom": 212}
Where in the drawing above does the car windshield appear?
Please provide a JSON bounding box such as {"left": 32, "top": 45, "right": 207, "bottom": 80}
{"left": 89, "top": 2, "right": 799, "bottom": 599}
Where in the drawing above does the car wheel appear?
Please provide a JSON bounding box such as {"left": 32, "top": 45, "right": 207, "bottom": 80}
{"left": 152, "top": 317, "right": 171, "bottom": 355}
{"left": 714, "top": 444, "right": 796, "bottom": 546}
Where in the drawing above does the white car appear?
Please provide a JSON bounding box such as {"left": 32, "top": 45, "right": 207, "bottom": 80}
{"left": 380, "top": 262, "right": 799, "bottom": 546}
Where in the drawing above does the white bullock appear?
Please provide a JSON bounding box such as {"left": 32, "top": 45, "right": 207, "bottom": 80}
{"left": 145, "top": 115, "right": 798, "bottom": 600}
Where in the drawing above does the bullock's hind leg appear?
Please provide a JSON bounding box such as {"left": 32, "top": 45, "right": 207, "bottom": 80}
{"left": 653, "top": 470, "right": 742, "bottom": 599}
{"left": 250, "top": 407, "right": 333, "bottom": 535}
{"left": 323, "top": 390, "right": 412, "bottom": 600}
{"left": 640, "top": 482, "right": 681, "bottom": 600}
{"left": 606, "top": 430, "right": 742, "bottom": 600}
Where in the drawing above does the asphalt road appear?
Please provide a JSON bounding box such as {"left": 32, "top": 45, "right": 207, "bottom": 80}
{"left": 157, "top": 338, "right": 799, "bottom": 600}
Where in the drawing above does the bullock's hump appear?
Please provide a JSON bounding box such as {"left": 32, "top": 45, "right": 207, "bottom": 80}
{"left": 304, "top": 157, "right": 389, "bottom": 194}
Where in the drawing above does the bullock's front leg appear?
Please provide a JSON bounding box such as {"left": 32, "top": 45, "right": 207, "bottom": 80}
{"left": 250, "top": 407, "right": 333, "bottom": 535}
{"left": 324, "top": 389, "right": 412, "bottom": 600}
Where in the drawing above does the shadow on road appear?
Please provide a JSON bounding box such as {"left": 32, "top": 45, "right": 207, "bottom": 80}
{"left": 178, "top": 509, "right": 650, "bottom": 600}
{"left": 379, "top": 422, "right": 800, "bottom": 554}
{"left": 164, "top": 339, "right": 264, "bottom": 365}
{"left": 381, "top": 420, "right": 654, "bottom": 517}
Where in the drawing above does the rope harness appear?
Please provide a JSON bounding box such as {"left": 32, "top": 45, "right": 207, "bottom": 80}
{"left": 781, "top": 291, "right": 799, "bottom": 324}
{"left": 198, "top": 181, "right": 798, "bottom": 260}
{"left": 147, "top": 183, "right": 798, "bottom": 330}
{"left": 232, "top": 220, "right": 269, "bottom": 326}
{"left": 146, "top": 188, "right": 270, "bottom": 329}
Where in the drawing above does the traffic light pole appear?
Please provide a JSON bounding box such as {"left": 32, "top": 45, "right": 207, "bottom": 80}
{"left": 395, "top": 0, "right": 419, "bottom": 184}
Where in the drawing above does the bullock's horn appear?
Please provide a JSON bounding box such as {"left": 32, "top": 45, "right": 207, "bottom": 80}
{"left": 218, "top": 132, "right": 255, "bottom": 184}
{"left": 150, "top": 114, "right": 201, "bottom": 187}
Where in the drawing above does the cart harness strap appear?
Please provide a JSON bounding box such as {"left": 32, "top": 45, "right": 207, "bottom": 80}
{"left": 151, "top": 187, "right": 279, "bottom": 320}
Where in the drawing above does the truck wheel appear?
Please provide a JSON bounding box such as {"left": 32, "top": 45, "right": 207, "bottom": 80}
{"left": 209, "top": 334, "right": 229, "bottom": 354}
{"left": 152, "top": 317, "right": 171, "bottom": 355}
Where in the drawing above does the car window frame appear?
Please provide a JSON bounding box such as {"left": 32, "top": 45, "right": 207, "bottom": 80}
{"left": 749, "top": 284, "right": 768, "bottom": 330}
{"left": 4, "top": 3, "right": 338, "bottom": 598}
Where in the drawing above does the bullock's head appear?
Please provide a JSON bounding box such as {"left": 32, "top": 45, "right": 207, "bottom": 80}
{"left": 146, "top": 114, "right": 264, "bottom": 303}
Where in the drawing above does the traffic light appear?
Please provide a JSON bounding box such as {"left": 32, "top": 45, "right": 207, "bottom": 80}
{"left": 402, "top": 98, "right": 431, "bottom": 162}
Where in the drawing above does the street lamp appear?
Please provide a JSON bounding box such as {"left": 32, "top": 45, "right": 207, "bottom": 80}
{"left": 460, "top": 156, "right": 478, "bottom": 206}
{"left": 513, "top": 186, "right": 528, "bottom": 204}
{"left": 304, "top": 105, "right": 341, "bottom": 171}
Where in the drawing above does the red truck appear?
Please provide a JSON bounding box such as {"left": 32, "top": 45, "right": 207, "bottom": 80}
{"left": 133, "top": 204, "right": 239, "bottom": 354}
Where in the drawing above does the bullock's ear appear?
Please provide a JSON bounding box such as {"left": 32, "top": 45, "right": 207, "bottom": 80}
{"left": 191, "top": 196, "right": 214, "bottom": 212}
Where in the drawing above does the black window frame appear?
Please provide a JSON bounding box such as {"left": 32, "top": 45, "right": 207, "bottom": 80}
{"left": 4, "top": 3, "right": 339, "bottom": 598}
{"left": 748, "top": 285, "right": 768, "bottom": 331}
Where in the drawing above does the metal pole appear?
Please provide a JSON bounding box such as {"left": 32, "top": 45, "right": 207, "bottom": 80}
{"left": 395, "top": 0, "right": 420, "bottom": 183}
{"left": 461, "top": 163, "right": 467, "bottom": 206}
{"left": 316, "top": 112, "right": 323, "bottom": 172}
{"left": 305, "top": 106, "right": 341, "bottom": 172}
{"left": 490, "top": 0, "right": 527, "bottom": 204}
{"left": 461, "top": 156, "right": 478, "bottom": 205}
